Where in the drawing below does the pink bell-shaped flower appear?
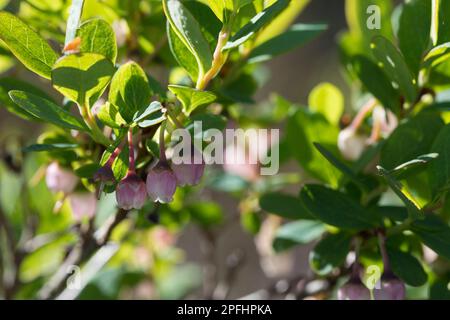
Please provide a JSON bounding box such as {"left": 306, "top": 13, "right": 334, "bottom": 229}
{"left": 338, "top": 280, "right": 371, "bottom": 300}
{"left": 374, "top": 277, "right": 406, "bottom": 300}
{"left": 45, "top": 162, "right": 78, "bottom": 194}
{"left": 172, "top": 147, "right": 205, "bottom": 187}
{"left": 116, "top": 173, "right": 147, "bottom": 210}
{"left": 146, "top": 162, "right": 177, "bottom": 203}
{"left": 69, "top": 192, "right": 97, "bottom": 221}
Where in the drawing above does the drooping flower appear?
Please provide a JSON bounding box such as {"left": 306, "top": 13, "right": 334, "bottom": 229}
{"left": 45, "top": 162, "right": 78, "bottom": 194}
{"left": 172, "top": 147, "right": 205, "bottom": 187}
{"left": 338, "top": 280, "right": 371, "bottom": 300}
{"left": 116, "top": 173, "right": 147, "bottom": 210}
{"left": 373, "top": 276, "right": 406, "bottom": 300}
{"left": 146, "top": 162, "right": 177, "bottom": 203}
{"left": 115, "top": 130, "right": 147, "bottom": 210}
{"left": 337, "top": 127, "right": 368, "bottom": 161}
{"left": 68, "top": 192, "right": 97, "bottom": 221}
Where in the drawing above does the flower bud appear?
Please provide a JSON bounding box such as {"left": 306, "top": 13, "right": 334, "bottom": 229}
{"left": 374, "top": 277, "right": 406, "bottom": 300}
{"left": 146, "top": 162, "right": 177, "bottom": 203}
{"left": 45, "top": 162, "right": 78, "bottom": 194}
{"left": 337, "top": 280, "right": 371, "bottom": 300}
{"left": 116, "top": 173, "right": 147, "bottom": 210}
{"left": 337, "top": 127, "right": 368, "bottom": 161}
{"left": 69, "top": 192, "right": 97, "bottom": 221}
{"left": 172, "top": 148, "right": 205, "bottom": 187}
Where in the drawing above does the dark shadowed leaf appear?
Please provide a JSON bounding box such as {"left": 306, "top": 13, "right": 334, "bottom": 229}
{"left": 377, "top": 166, "right": 422, "bottom": 220}
{"left": 397, "top": 0, "right": 431, "bottom": 76}
{"left": 300, "top": 184, "right": 378, "bottom": 230}
{"left": 387, "top": 246, "right": 427, "bottom": 286}
{"left": 248, "top": 23, "right": 326, "bottom": 63}
{"left": 371, "top": 36, "right": 417, "bottom": 103}
{"left": 412, "top": 214, "right": 450, "bottom": 261}
{"left": 309, "top": 232, "right": 352, "bottom": 276}
{"left": 259, "top": 192, "right": 313, "bottom": 220}
{"left": 273, "top": 220, "right": 326, "bottom": 253}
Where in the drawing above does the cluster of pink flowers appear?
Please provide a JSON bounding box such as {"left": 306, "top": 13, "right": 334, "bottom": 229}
{"left": 94, "top": 130, "right": 204, "bottom": 211}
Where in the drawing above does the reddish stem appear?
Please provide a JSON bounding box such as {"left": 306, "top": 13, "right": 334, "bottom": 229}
{"left": 107, "top": 142, "right": 123, "bottom": 166}
{"left": 159, "top": 122, "right": 167, "bottom": 162}
{"left": 128, "top": 129, "right": 135, "bottom": 173}
{"left": 350, "top": 99, "right": 377, "bottom": 131}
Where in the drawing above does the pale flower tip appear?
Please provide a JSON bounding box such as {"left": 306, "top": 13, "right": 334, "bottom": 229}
{"left": 116, "top": 173, "right": 147, "bottom": 210}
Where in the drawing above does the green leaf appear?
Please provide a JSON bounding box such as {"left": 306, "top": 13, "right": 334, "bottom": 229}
{"left": 248, "top": 23, "right": 326, "bottom": 63}
{"left": 351, "top": 55, "right": 400, "bottom": 113}
{"left": 286, "top": 108, "right": 340, "bottom": 185}
{"left": 138, "top": 116, "right": 166, "bottom": 129}
{"left": 436, "top": 0, "right": 450, "bottom": 45}
{"left": 23, "top": 143, "right": 78, "bottom": 153}
{"left": 308, "top": 82, "right": 343, "bottom": 126}
{"left": 167, "top": 23, "right": 199, "bottom": 82}
{"left": 376, "top": 206, "right": 408, "bottom": 222}
{"left": 255, "top": 0, "right": 310, "bottom": 45}
{"left": 389, "top": 153, "right": 438, "bottom": 180}
{"left": 208, "top": 0, "right": 253, "bottom": 22}
{"left": 259, "top": 192, "right": 312, "bottom": 220}
{"left": 77, "top": 18, "right": 118, "bottom": 64}
{"left": 74, "top": 163, "right": 101, "bottom": 178}
{"left": 423, "top": 42, "right": 450, "bottom": 68}
{"left": 371, "top": 36, "right": 417, "bottom": 103}
{"left": 0, "top": 77, "right": 54, "bottom": 121}
{"left": 309, "top": 232, "right": 352, "bottom": 276}
{"left": 223, "top": 0, "right": 290, "bottom": 50}
{"left": 273, "top": 220, "right": 326, "bottom": 253}
{"left": 313, "top": 142, "right": 366, "bottom": 190}
{"left": 184, "top": 1, "right": 222, "bottom": 53}
{"left": 133, "top": 101, "right": 165, "bottom": 123}
{"left": 345, "top": 0, "right": 393, "bottom": 43}
{"left": 412, "top": 214, "right": 450, "bottom": 261}
{"left": 8, "top": 90, "right": 87, "bottom": 131}
{"left": 109, "top": 61, "right": 152, "bottom": 123}
{"left": 300, "top": 184, "right": 378, "bottom": 230}
{"left": 0, "top": 11, "right": 58, "bottom": 79}
{"left": 163, "top": 0, "right": 213, "bottom": 81}
{"left": 52, "top": 53, "right": 115, "bottom": 106}
{"left": 187, "top": 202, "right": 224, "bottom": 227}
{"left": 428, "top": 124, "right": 450, "bottom": 195}
{"left": 398, "top": 0, "right": 431, "bottom": 77}
{"left": 377, "top": 166, "right": 423, "bottom": 220}
{"left": 387, "top": 246, "right": 427, "bottom": 287}
{"left": 381, "top": 112, "right": 444, "bottom": 169}
{"left": 241, "top": 211, "right": 262, "bottom": 235}
{"left": 168, "top": 85, "right": 216, "bottom": 115}
{"left": 97, "top": 102, "right": 126, "bottom": 129}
